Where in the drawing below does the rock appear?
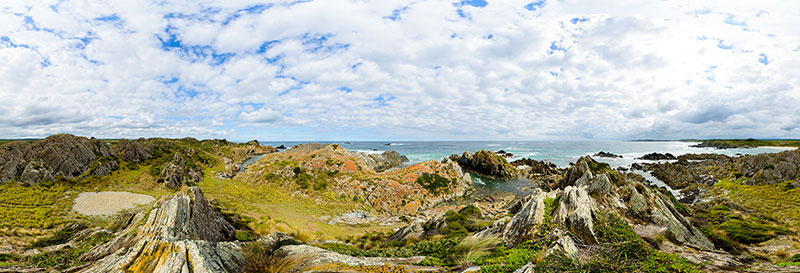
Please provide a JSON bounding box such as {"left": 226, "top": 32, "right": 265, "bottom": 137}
{"left": 510, "top": 158, "right": 561, "bottom": 176}
{"left": 650, "top": 194, "right": 713, "bottom": 250}
{"left": 648, "top": 162, "right": 697, "bottom": 189}
{"left": 114, "top": 138, "right": 160, "bottom": 163}
{"left": 81, "top": 187, "right": 242, "bottom": 273}
{"left": 513, "top": 263, "right": 536, "bottom": 273}
{"left": 0, "top": 134, "right": 117, "bottom": 185}
{"left": 502, "top": 189, "right": 558, "bottom": 247}
{"left": 274, "top": 244, "right": 427, "bottom": 272}
{"left": 449, "top": 150, "right": 521, "bottom": 180}
{"left": 554, "top": 186, "right": 597, "bottom": 244}
{"left": 387, "top": 221, "right": 425, "bottom": 242}
{"left": 736, "top": 149, "right": 800, "bottom": 185}
{"left": 550, "top": 234, "right": 579, "bottom": 258}
{"left": 637, "top": 152, "right": 677, "bottom": 161}
{"left": 496, "top": 150, "right": 514, "bottom": 158}
{"left": 593, "top": 151, "right": 623, "bottom": 158}
{"left": 140, "top": 187, "right": 235, "bottom": 241}
{"left": 359, "top": 151, "right": 409, "bottom": 172}
{"left": 159, "top": 150, "right": 204, "bottom": 189}
{"left": 587, "top": 173, "right": 612, "bottom": 195}
{"left": 276, "top": 145, "right": 287, "bottom": 149}
{"left": 629, "top": 187, "right": 649, "bottom": 217}
{"left": 676, "top": 153, "right": 731, "bottom": 161}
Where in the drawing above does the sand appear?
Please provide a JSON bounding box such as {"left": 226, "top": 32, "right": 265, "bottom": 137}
{"left": 73, "top": 191, "right": 156, "bottom": 216}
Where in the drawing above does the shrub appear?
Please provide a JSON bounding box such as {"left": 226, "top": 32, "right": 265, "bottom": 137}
{"left": 242, "top": 241, "right": 309, "bottom": 273}
{"left": 416, "top": 173, "right": 455, "bottom": 195}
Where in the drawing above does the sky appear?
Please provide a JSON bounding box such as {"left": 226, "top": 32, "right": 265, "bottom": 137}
{"left": 1, "top": 0, "right": 799, "bottom": 141}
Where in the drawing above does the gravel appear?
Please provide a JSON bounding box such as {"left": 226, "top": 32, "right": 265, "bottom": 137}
{"left": 73, "top": 191, "right": 155, "bottom": 216}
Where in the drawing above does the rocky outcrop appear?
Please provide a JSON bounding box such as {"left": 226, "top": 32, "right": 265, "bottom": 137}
{"left": 676, "top": 153, "right": 731, "bottom": 161}
{"left": 449, "top": 150, "right": 521, "bottom": 180}
{"left": 638, "top": 152, "right": 677, "bottom": 161}
{"left": 648, "top": 162, "right": 697, "bottom": 189}
{"left": 0, "top": 134, "right": 117, "bottom": 185}
{"left": 501, "top": 189, "right": 557, "bottom": 247}
{"left": 594, "top": 151, "right": 622, "bottom": 158}
{"left": 114, "top": 138, "right": 163, "bottom": 163}
{"left": 554, "top": 186, "right": 598, "bottom": 245}
{"left": 511, "top": 158, "right": 561, "bottom": 176}
{"left": 159, "top": 149, "right": 205, "bottom": 188}
{"left": 81, "top": 187, "right": 242, "bottom": 273}
{"left": 735, "top": 149, "right": 800, "bottom": 185}
{"left": 358, "top": 151, "right": 409, "bottom": 172}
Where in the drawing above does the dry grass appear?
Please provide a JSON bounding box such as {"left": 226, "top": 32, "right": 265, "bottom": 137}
{"left": 455, "top": 236, "right": 501, "bottom": 264}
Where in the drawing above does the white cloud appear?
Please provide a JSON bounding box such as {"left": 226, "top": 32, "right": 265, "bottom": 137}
{"left": 0, "top": 0, "right": 798, "bottom": 140}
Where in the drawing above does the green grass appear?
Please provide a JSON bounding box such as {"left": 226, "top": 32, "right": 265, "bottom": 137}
{"left": 26, "top": 230, "right": 113, "bottom": 269}
{"left": 0, "top": 183, "right": 70, "bottom": 229}
{"left": 714, "top": 178, "right": 800, "bottom": 227}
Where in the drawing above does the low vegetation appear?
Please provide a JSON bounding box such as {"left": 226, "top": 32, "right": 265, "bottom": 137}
{"left": 415, "top": 173, "right": 456, "bottom": 195}
{"left": 689, "top": 139, "right": 800, "bottom": 149}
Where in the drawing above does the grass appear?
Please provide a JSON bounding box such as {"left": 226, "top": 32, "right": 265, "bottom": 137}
{"left": 0, "top": 183, "right": 70, "bottom": 229}
{"left": 713, "top": 178, "right": 800, "bottom": 227}
{"left": 26, "top": 230, "right": 113, "bottom": 269}
{"left": 242, "top": 241, "right": 309, "bottom": 273}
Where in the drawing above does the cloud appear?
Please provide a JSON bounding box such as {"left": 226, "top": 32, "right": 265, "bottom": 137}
{"left": 0, "top": 0, "right": 798, "bottom": 140}
{"left": 240, "top": 108, "right": 283, "bottom": 124}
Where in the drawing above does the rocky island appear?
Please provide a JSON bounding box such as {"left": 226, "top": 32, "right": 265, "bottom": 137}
{"left": 0, "top": 135, "right": 798, "bottom": 273}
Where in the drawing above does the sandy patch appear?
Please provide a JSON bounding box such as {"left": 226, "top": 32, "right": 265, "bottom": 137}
{"left": 73, "top": 191, "right": 155, "bottom": 216}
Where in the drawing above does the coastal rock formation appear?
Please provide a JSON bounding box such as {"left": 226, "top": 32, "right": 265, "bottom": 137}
{"left": 449, "top": 150, "right": 521, "bottom": 180}
{"left": 735, "top": 149, "right": 800, "bottom": 185}
{"left": 501, "top": 189, "right": 557, "bottom": 246}
{"left": 638, "top": 152, "right": 677, "bottom": 161}
{"left": 358, "top": 151, "right": 409, "bottom": 172}
{"left": 0, "top": 134, "right": 117, "bottom": 185}
{"left": 114, "top": 138, "right": 163, "bottom": 163}
{"left": 81, "top": 187, "right": 242, "bottom": 273}
{"left": 593, "top": 151, "right": 623, "bottom": 158}
{"left": 647, "top": 162, "right": 697, "bottom": 189}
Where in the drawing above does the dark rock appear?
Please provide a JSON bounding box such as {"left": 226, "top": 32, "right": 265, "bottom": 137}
{"left": 511, "top": 158, "right": 560, "bottom": 175}
{"left": 593, "top": 151, "right": 623, "bottom": 158}
{"left": 449, "top": 150, "right": 521, "bottom": 180}
{"left": 648, "top": 163, "right": 697, "bottom": 189}
{"left": 638, "top": 153, "right": 677, "bottom": 161}
{"left": 159, "top": 149, "right": 204, "bottom": 189}
{"left": 0, "top": 134, "right": 117, "bottom": 185}
{"left": 276, "top": 145, "right": 287, "bottom": 149}
{"left": 676, "top": 153, "right": 730, "bottom": 161}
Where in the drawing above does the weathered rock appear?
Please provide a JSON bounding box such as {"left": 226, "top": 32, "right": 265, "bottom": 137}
{"left": 554, "top": 186, "right": 597, "bottom": 245}
{"left": 0, "top": 134, "right": 117, "bottom": 185}
{"left": 502, "top": 189, "right": 556, "bottom": 247}
{"left": 80, "top": 187, "right": 242, "bottom": 273}
{"left": 735, "top": 149, "right": 800, "bottom": 185}
{"left": 587, "top": 173, "right": 612, "bottom": 195}
{"left": 359, "top": 151, "right": 409, "bottom": 172}
{"left": 159, "top": 150, "right": 205, "bottom": 189}
{"left": 449, "top": 150, "right": 521, "bottom": 180}
{"left": 676, "top": 153, "right": 731, "bottom": 161}
{"left": 648, "top": 162, "right": 697, "bottom": 189}
{"left": 638, "top": 153, "right": 677, "bottom": 161}
{"left": 114, "top": 138, "right": 160, "bottom": 163}
{"left": 387, "top": 221, "right": 426, "bottom": 242}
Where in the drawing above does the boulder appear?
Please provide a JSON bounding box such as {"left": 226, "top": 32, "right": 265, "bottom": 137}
{"left": 648, "top": 162, "right": 697, "bottom": 189}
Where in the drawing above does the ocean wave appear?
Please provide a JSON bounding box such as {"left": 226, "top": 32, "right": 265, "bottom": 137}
{"left": 473, "top": 176, "right": 486, "bottom": 185}
{"left": 356, "top": 150, "right": 383, "bottom": 155}
{"left": 486, "top": 144, "right": 501, "bottom": 147}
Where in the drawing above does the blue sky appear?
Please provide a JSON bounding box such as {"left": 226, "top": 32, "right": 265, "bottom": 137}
{"left": 1, "top": 0, "right": 799, "bottom": 141}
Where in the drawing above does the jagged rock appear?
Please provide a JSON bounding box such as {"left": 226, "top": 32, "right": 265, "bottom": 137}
{"left": 554, "top": 186, "right": 597, "bottom": 244}
{"left": 387, "top": 220, "right": 425, "bottom": 242}
{"left": 140, "top": 187, "right": 235, "bottom": 241}
{"left": 511, "top": 158, "right": 561, "bottom": 176}
{"left": 646, "top": 162, "right": 697, "bottom": 189}
{"left": 159, "top": 150, "right": 204, "bottom": 189}
{"left": 80, "top": 187, "right": 242, "bottom": 273}
{"left": 502, "top": 189, "right": 557, "bottom": 247}
{"left": 449, "top": 150, "right": 521, "bottom": 180}
{"left": 513, "top": 263, "right": 536, "bottom": 273}
{"left": 587, "top": 173, "right": 612, "bottom": 195}
{"left": 629, "top": 187, "right": 649, "bottom": 217}
{"left": 676, "top": 153, "right": 731, "bottom": 161}
{"left": 0, "top": 134, "right": 117, "bottom": 185}
{"left": 593, "top": 151, "right": 623, "bottom": 158}
{"left": 563, "top": 156, "right": 593, "bottom": 187}
{"left": 359, "top": 151, "right": 409, "bottom": 172}
{"left": 650, "top": 194, "right": 713, "bottom": 250}
{"left": 638, "top": 152, "right": 677, "bottom": 160}
{"left": 735, "top": 149, "right": 800, "bottom": 185}
{"left": 274, "top": 244, "right": 427, "bottom": 272}
{"left": 549, "top": 233, "right": 579, "bottom": 258}
{"left": 114, "top": 138, "right": 159, "bottom": 163}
